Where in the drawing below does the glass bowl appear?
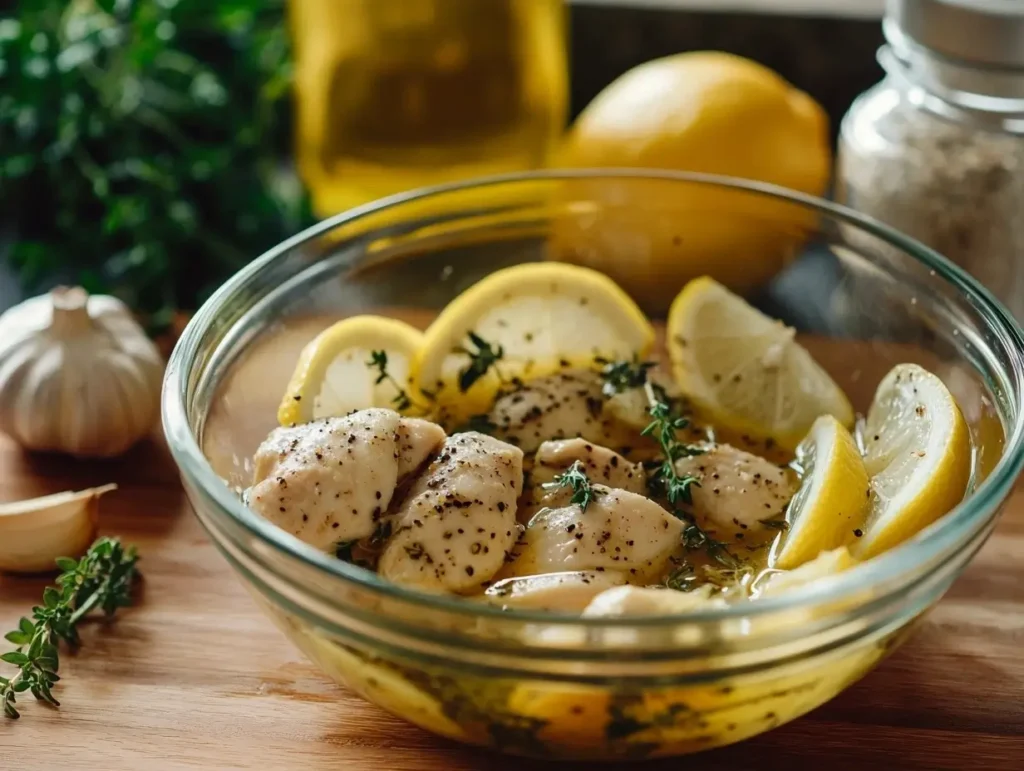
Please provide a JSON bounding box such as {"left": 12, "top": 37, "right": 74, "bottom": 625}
{"left": 162, "top": 171, "right": 1024, "bottom": 761}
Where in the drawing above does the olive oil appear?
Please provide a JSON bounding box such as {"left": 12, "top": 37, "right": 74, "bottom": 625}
{"left": 290, "top": 0, "right": 568, "bottom": 217}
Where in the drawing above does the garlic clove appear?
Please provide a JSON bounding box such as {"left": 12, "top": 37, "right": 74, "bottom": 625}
{"left": 0, "top": 484, "right": 117, "bottom": 574}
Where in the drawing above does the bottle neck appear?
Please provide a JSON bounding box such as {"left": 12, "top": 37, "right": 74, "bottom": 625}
{"left": 882, "top": 18, "right": 1024, "bottom": 133}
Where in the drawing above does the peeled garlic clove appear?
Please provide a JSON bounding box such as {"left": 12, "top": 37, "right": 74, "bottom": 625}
{"left": 0, "top": 484, "right": 116, "bottom": 574}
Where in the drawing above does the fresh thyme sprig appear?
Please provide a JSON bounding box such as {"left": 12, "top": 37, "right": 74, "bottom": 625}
{"left": 1, "top": 537, "right": 139, "bottom": 719}
{"left": 543, "top": 460, "right": 600, "bottom": 513}
{"left": 639, "top": 380, "right": 740, "bottom": 569}
{"left": 366, "top": 350, "right": 429, "bottom": 413}
{"left": 598, "top": 357, "right": 657, "bottom": 398}
{"left": 456, "top": 332, "right": 505, "bottom": 392}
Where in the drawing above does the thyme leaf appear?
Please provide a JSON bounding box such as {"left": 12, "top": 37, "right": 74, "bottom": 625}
{"left": 664, "top": 562, "right": 697, "bottom": 592}
{"left": 366, "top": 350, "right": 429, "bottom": 413}
{"left": 598, "top": 357, "right": 656, "bottom": 398}
{"left": 543, "top": 460, "right": 599, "bottom": 513}
{"left": 455, "top": 332, "right": 504, "bottom": 392}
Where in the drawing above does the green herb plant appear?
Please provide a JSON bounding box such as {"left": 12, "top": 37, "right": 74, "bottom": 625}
{"left": 0, "top": 0, "right": 313, "bottom": 331}
{"left": 1, "top": 537, "right": 139, "bottom": 719}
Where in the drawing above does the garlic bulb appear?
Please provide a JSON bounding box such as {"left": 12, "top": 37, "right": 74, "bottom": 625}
{"left": 0, "top": 484, "right": 115, "bottom": 574}
{"left": 0, "top": 287, "right": 164, "bottom": 457}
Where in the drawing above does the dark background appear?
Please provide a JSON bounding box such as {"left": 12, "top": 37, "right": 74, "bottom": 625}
{"left": 569, "top": 6, "right": 884, "bottom": 139}
{"left": 0, "top": 5, "right": 885, "bottom": 313}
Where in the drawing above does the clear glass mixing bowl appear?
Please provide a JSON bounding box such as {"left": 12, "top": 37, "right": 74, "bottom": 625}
{"left": 162, "top": 171, "right": 1024, "bottom": 760}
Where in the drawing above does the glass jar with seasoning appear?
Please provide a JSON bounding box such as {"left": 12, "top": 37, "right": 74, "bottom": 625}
{"left": 837, "top": 0, "right": 1024, "bottom": 320}
{"left": 290, "top": 0, "right": 569, "bottom": 218}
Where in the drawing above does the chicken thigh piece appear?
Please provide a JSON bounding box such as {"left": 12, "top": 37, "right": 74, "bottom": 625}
{"left": 488, "top": 371, "right": 638, "bottom": 454}
{"left": 582, "top": 584, "right": 726, "bottom": 617}
{"left": 674, "top": 443, "right": 796, "bottom": 544}
{"left": 502, "top": 485, "right": 684, "bottom": 583}
{"left": 531, "top": 438, "right": 646, "bottom": 494}
{"left": 483, "top": 570, "right": 628, "bottom": 612}
{"left": 379, "top": 432, "right": 523, "bottom": 594}
{"left": 247, "top": 409, "right": 445, "bottom": 551}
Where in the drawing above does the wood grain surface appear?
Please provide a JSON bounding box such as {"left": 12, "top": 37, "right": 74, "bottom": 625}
{"left": 1, "top": 432, "right": 1023, "bottom": 771}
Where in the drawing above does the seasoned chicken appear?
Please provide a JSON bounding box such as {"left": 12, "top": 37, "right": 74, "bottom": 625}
{"left": 531, "top": 438, "right": 646, "bottom": 494}
{"left": 517, "top": 438, "right": 647, "bottom": 525}
{"left": 582, "top": 584, "right": 726, "bottom": 617}
{"left": 247, "top": 409, "right": 445, "bottom": 551}
{"left": 379, "top": 432, "right": 523, "bottom": 594}
{"left": 674, "top": 443, "right": 796, "bottom": 544}
{"left": 395, "top": 417, "right": 447, "bottom": 480}
{"left": 483, "top": 570, "right": 628, "bottom": 612}
{"left": 502, "top": 485, "right": 684, "bottom": 583}
{"left": 488, "top": 371, "right": 637, "bottom": 454}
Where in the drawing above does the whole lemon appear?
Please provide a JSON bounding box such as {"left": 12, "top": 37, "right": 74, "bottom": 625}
{"left": 551, "top": 51, "right": 831, "bottom": 311}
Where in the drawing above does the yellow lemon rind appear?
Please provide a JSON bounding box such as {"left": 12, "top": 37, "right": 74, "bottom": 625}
{"left": 415, "top": 261, "right": 655, "bottom": 420}
{"left": 852, "top": 364, "right": 972, "bottom": 561}
{"left": 277, "top": 315, "right": 424, "bottom": 426}
{"left": 772, "top": 415, "right": 871, "bottom": 570}
{"left": 667, "top": 276, "right": 854, "bottom": 451}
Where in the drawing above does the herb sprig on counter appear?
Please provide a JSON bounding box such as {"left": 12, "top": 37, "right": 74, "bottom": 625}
{"left": 456, "top": 332, "right": 505, "bottom": 392}
{"left": 544, "top": 460, "right": 600, "bottom": 513}
{"left": 1, "top": 537, "right": 139, "bottom": 719}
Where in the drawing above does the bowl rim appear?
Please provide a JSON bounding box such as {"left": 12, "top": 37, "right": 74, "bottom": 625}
{"left": 162, "top": 168, "right": 1024, "bottom": 628}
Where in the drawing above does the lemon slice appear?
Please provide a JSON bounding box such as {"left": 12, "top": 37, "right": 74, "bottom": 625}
{"left": 853, "top": 363, "right": 971, "bottom": 560}
{"left": 415, "top": 262, "right": 654, "bottom": 422}
{"left": 759, "top": 546, "right": 856, "bottom": 597}
{"left": 770, "top": 415, "right": 870, "bottom": 570}
{"left": 667, "top": 276, "right": 853, "bottom": 450}
{"left": 277, "top": 315, "right": 423, "bottom": 425}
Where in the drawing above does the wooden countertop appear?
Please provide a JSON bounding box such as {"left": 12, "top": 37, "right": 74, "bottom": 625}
{"left": 1, "top": 432, "right": 1022, "bottom": 771}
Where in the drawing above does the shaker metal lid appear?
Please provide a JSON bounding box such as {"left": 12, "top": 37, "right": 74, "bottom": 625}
{"left": 887, "top": 0, "right": 1024, "bottom": 69}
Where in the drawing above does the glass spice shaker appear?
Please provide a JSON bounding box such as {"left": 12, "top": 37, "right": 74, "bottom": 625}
{"left": 837, "top": 0, "right": 1024, "bottom": 321}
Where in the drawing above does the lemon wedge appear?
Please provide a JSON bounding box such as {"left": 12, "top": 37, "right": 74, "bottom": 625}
{"left": 667, "top": 276, "right": 853, "bottom": 450}
{"left": 277, "top": 315, "right": 423, "bottom": 425}
{"left": 853, "top": 363, "right": 971, "bottom": 560}
{"left": 414, "top": 262, "right": 654, "bottom": 422}
{"left": 770, "top": 415, "right": 870, "bottom": 570}
{"left": 759, "top": 546, "right": 856, "bottom": 597}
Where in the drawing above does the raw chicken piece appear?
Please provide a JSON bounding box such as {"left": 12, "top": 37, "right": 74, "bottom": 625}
{"left": 379, "top": 432, "right": 523, "bottom": 594}
{"left": 502, "top": 485, "right": 684, "bottom": 583}
{"left": 582, "top": 584, "right": 726, "bottom": 617}
{"left": 247, "top": 409, "right": 445, "bottom": 551}
{"left": 674, "top": 443, "right": 796, "bottom": 544}
{"left": 517, "top": 438, "right": 646, "bottom": 525}
{"left": 531, "top": 438, "right": 646, "bottom": 494}
{"left": 488, "top": 371, "right": 637, "bottom": 453}
{"left": 483, "top": 570, "right": 628, "bottom": 612}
